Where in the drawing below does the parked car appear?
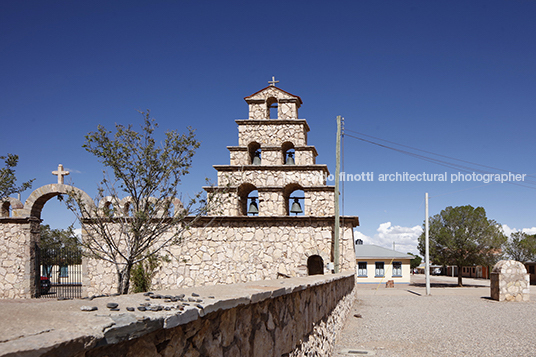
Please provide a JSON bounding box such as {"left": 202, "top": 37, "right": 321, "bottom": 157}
{"left": 40, "top": 276, "right": 51, "bottom": 294}
{"left": 432, "top": 268, "right": 442, "bottom": 275}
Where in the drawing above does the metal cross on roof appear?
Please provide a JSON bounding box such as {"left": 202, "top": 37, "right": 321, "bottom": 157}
{"left": 52, "top": 164, "right": 70, "bottom": 184}
{"left": 268, "top": 76, "right": 279, "bottom": 87}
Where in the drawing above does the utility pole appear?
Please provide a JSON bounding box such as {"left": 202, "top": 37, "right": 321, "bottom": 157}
{"left": 334, "top": 115, "right": 342, "bottom": 273}
{"left": 425, "top": 192, "right": 430, "bottom": 295}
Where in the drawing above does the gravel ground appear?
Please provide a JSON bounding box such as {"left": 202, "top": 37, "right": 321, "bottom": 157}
{"left": 334, "top": 276, "right": 536, "bottom": 356}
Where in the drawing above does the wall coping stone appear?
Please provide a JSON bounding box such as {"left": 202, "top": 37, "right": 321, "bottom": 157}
{"left": 0, "top": 271, "right": 355, "bottom": 357}
{"left": 234, "top": 119, "right": 311, "bottom": 132}
{"left": 212, "top": 164, "right": 329, "bottom": 172}
{"left": 184, "top": 215, "right": 360, "bottom": 226}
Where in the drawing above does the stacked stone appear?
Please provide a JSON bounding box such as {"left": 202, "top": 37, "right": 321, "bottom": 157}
{"left": 0, "top": 222, "right": 28, "bottom": 298}
{"left": 85, "top": 222, "right": 356, "bottom": 296}
{"left": 75, "top": 273, "right": 356, "bottom": 357}
{"left": 290, "top": 282, "right": 357, "bottom": 357}
{"left": 490, "top": 260, "right": 530, "bottom": 302}
{"left": 238, "top": 121, "right": 308, "bottom": 147}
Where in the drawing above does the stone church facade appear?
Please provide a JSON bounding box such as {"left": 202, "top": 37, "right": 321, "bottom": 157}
{"left": 0, "top": 83, "right": 358, "bottom": 298}
{"left": 145, "top": 84, "right": 359, "bottom": 291}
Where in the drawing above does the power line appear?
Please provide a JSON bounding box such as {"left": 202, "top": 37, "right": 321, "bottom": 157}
{"left": 343, "top": 130, "right": 536, "bottom": 189}
{"left": 345, "top": 129, "right": 521, "bottom": 174}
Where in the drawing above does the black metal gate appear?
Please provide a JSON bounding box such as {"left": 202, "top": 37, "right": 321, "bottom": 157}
{"left": 36, "top": 243, "right": 82, "bottom": 299}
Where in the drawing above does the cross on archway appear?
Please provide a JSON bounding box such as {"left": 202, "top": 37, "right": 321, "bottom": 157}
{"left": 52, "top": 164, "right": 70, "bottom": 184}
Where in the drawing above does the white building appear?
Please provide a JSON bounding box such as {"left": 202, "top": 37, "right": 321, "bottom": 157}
{"left": 355, "top": 244, "right": 413, "bottom": 285}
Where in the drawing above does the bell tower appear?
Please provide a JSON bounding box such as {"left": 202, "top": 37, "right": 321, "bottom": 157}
{"left": 208, "top": 80, "right": 335, "bottom": 218}
{"left": 173, "top": 79, "right": 361, "bottom": 285}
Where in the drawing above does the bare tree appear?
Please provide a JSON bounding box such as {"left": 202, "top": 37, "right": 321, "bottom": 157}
{"left": 67, "top": 111, "right": 224, "bottom": 294}
{"left": 0, "top": 154, "right": 34, "bottom": 201}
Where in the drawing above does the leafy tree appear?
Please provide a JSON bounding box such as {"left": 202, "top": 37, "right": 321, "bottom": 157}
{"left": 40, "top": 224, "right": 82, "bottom": 277}
{"left": 504, "top": 232, "right": 536, "bottom": 263}
{"left": 67, "top": 110, "right": 224, "bottom": 294}
{"left": 418, "top": 205, "right": 506, "bottom": 286}
{"left": 0, "top": 154, "right": 34, "bottom": 201}
{"left": 408, "top": 253, "right": 422, "bottom": 270}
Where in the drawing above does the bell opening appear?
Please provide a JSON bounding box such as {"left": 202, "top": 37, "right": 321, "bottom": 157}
{"left": 247, "top": 197, "right": 259, "bottom": 216}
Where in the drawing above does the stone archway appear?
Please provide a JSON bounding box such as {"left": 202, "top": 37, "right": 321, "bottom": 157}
{"left": 2, "top": 184, "right": 94, "bottom": 298}
{"left": 15, "top": 184, "right": 94, "bottom": 220}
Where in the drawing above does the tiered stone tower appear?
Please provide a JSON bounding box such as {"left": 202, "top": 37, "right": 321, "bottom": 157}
{"left": 150, "top": 82, "right": 359, "bottom": 289}
{"left": 212, "top": 84, "right": 335, "bottom": 218}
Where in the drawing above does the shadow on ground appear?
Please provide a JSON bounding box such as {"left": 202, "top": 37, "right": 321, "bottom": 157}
{"left": 410, "top": 282, "right": 485, "bottom": 288}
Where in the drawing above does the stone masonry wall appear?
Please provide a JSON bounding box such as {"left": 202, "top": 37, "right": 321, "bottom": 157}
{"left": 237, "top": 120, "right": 308, "bottom": 147}
{"left": 0, "top": 221, "right": 31, "bottom": 298}
{"left": 217, "top": 168, "right": 328, "bottom": 188}
{"left": 84, "top": 220, "right": 356, "bottom": 296}
{"left": 490, "top": 260, "right": 530, "bottom": 302}
{"left": 76, "top": 273, "right": 355, "bottom": 357}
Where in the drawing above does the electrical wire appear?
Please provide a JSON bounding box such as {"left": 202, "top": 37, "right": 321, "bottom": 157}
{"left": 343, "top": 130, "right": 536, "bottom": 189}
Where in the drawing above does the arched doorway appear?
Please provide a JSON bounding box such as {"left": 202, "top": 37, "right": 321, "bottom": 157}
{"left": 21, "top": 184, "right": 94, "bottom": 298}
{"left": 307, "top": 255, "right": 324, "bottom": 276}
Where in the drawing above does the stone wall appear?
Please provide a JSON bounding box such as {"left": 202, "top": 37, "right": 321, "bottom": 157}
{"left": 216, "top": 167, "right": 328, "bottom": 188}
{"left": 0, "top": 273, "right": 355, "bottom": 356}
{"left": 0, "top": 218, "right": 36, "bottom": 299}
{"left": 84, "top": 218, "right": 356, "bottom": 296}
{"left": 490, "top": 260, "right": 530, "bottom": 302}
{"left": 0, "top": 272, "right": 353, "bottom": 357}
{"left": 237, "top": 120, "right": 309, "bottom": 147}
{"left": 84, "top": 274, "right": 355, "bottom": 357}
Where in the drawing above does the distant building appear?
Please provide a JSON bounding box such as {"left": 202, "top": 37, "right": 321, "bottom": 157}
{"left": 355, "top": 244, "right": 413, "bottom": 285}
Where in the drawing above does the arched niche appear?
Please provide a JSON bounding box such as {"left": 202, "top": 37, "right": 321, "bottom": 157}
{"left": 267, "top": 96, "right": 278, "bottom": 119}
{"left": 282, "top": 141, "right": 295, "bottom": 165}
{"left": 98, "top": 196, "right": 120, "bottom": 217}
{"left": 120, "top": 197, "right": 134, "bottom": 217}
{"left": 248, "top": 142, "right": 261, "bottom": 165}
{"left": 307, "top": 255, "right": 324, "bottom": 275}
{"left": 1, "top": 197, "right": 23, "bottom": 217}
{"left": 283, "top": 183, "right": 304, "bottom": 216}
{"left": 238, "top": 183, "right": 258, "bottom": 216}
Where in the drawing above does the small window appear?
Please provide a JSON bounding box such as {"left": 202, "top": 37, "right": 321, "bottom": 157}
{"left": 375, "top": 262, "right": 385, "bottom": 277}
{"left": 392, "top": 262, "right": 402, "bottom": 277}
{"left": 358, "top": 262, "right": 367, "bottom": 277}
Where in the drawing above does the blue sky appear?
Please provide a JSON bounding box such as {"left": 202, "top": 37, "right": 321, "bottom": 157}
{"left": 2, "top": 0, "right": 536, "bottom": 255}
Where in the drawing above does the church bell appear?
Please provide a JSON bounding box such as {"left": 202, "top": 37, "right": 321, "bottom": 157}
{"left": 252, "top": 151, "right": 261, "bottom": 165}
{"left": 290, "top": 198, "right": 303, "bottom": 215}
{"left": 285, "top": 152, "right": 295, "bottom": 165}
{"left": 247, "top": 197, "right": 259, "bottom": 215}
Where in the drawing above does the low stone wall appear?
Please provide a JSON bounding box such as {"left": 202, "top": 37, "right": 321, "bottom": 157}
{"left": 0, "top": 272, "right": 356, "bottom": 357}
{"left": 490, "top": 260, "right": 530, "bottom": 302}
